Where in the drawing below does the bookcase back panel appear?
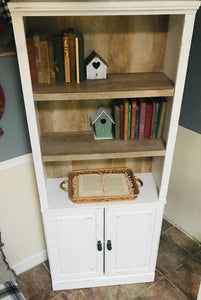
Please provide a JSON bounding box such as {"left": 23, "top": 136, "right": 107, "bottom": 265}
{"left": 44, "top": 157, "right": 152, "bottom": 178}
{"left": 26, "top": 15, "right": 168, "bottom": 73}
{"left": 37, "top": 100, "right": 112, "bottom": 133}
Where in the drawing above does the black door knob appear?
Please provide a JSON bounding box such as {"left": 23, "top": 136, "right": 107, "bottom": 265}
{"left": 97, "top": 240, "right": 102, "bottom": 251}
{"left": 107, "top": 240, "right": 112, "bottom": 251}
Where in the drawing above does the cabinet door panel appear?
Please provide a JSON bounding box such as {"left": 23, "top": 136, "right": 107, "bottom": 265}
{"left": 105, "top": 206, "right": 156, "bottom": 275}
{"left": 43, "top": 208, "right": 103, "bottom": 281}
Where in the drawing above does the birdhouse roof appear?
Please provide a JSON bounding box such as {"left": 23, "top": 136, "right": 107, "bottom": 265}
{"left": 85, "top": 50, "right": 108, "bottom": 66}
{"left": 91, "top": 107, "right": 115, "bottom": 124}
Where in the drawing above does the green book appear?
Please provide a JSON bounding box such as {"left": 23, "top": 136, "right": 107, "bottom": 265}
{"left": 127, "top": 103, "right": 131, "bottom": 140}
{"left": 53, "top": 36, "right": 65, "bottom": 82}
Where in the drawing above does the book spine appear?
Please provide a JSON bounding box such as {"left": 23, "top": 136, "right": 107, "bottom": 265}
{"left": 68, "top": 32, "right": 76, "bottom": 83}
{"left": 150, "top": 102, "right": 156, "bottom": 139}
{"left": 144, "top": 103, "right": 153, "bottom": 139}
{"left": 114, "top": 103, "right": 120, "bottom": 140}
{"left": 120, "top": 102, "right": 124, "bottom": 140}
{"left": 130, "top": 100, "right": 137, "bottom": 140}
{"left": 40, "top": 40, "right": 50, "bottom": 83}
{"left": 26, "top": 37, "right": 38, "bottom": 84}
{"left": 138, "top": 101, "right": 146, "bottom": 139}
{"left": 77, "top": 33, "right": 85, "bottom": 82}
{"left": 48, "top": 39, "right": 56, "bottom": 83}
{"left": 53, "top": 37, "right": 65, "bottom": 82}
{"left": 33, "top": 34, "right": 43, "bottom": 83}
{"left": 75, "top": 36, "right": 80, "bottom": 84}
{"left": 63, "top": 33, "right": 71, "bottom": 83}
{"left": 124, "top": 100, "right": 129, "bottom": 141}
{"left": 134, "top": 105, "right": 140, "bottom": 139}
{"left": 157, "top": 100, "right": 167, "bottom": 138}
{"left": 153, "top": 102, "right": 160, "bottom": 139}
{"left": 127, "top": 103, "right": 131, "bottom": 141}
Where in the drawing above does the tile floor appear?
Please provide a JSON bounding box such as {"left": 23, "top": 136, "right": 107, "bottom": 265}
{"left": 17, "top": 219, "right": 201, "bottom": 300}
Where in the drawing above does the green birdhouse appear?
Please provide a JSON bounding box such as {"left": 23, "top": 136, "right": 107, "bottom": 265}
{"left": 91, "top": 106, "right": 115, "bottom": 139}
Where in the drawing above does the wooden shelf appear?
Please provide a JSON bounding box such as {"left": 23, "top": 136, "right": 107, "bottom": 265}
{"left": 41, "top": 132, "right": 166, "bottom": 162}
{"left": 33, "top": 72, "right": 174, "bottom": 101}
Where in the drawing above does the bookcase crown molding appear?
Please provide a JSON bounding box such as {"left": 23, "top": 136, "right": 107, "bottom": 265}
{"left": 9, "top": 1, "right": 200, "bottom": 16}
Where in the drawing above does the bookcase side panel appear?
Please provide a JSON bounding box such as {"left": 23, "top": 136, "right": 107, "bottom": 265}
{"left": 12, "top": 15, "right": 48, "bottom": 209}
{"left": 157, "top": 13, "right": 197, "bottom": 201}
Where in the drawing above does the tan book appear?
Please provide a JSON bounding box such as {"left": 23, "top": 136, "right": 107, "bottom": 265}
{"left": 157, "top": 100, "right": 167, "bottom": 138}
{"left": 48, "top": 39, "right": 56, "bottom": 83}
{"left": 63, "top": 33, "right": 71, "bottom": 83}
{"left": 33, "top": 34, "right": 43, "bottom": 83}
{"left": 40, "top": 40, "right": 50, "bottom": 83}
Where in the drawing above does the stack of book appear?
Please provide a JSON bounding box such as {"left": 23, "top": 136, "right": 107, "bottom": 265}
{"left": 113, "top": 98, "right": 167, "bottom": 140}
{"left": 26, "top": 29, "right": 85, "bottom": 85}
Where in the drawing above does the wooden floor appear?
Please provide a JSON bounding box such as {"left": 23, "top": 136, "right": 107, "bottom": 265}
{"left": 17, "top": 219, "right": 201, "bottom": 300}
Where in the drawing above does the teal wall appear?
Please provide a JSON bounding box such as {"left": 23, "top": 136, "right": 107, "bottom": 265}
{"left": 0, "top": 55, "right": 31, "bottom": 162}
{"left": 179, "top": 8, "right": 201, "bottom": 135}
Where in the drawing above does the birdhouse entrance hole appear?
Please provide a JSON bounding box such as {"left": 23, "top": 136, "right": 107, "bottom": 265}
{"left": 101, "top": 118, "right": 106, "bottom": 124}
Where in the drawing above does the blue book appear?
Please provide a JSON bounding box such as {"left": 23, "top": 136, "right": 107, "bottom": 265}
{"left": 134, "top": 105, "right": 140, "bottom": 139}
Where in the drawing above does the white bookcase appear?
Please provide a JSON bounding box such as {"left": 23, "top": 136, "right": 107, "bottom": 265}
{"left": 9, "top": 0, "right": 200, "bottom": 291}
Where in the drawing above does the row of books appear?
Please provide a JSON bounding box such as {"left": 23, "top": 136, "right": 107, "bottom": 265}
{"left": 113, "top": 98, "right": 167, "bottom": 140}
{"left": 26, "top": 29, "right": 85, "bottom": 85}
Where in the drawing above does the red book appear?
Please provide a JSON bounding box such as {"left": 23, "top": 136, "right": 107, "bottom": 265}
{"left": 144, "top": 103, "right": 153, "bottom": 139}
{"left": 120, "top": 102, "right": 124, "bottom": 140}
{"left": 138, "top": 100, "right": 146, "bottom": 139}
{"left": 150, "top": 101, "right": 156, "bottom": 139}
{"left": 130, "top": 100, "right": 137, "bottom": 140}
{"left": 26, "top": 37, "right": 38, "bottom": 84}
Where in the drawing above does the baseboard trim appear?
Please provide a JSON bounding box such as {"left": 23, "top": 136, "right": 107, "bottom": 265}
{"left": 13, "top": 250, "right": 47, "bottom": 275}
{"left": 0, "top": 153, "right": 33, "bottom": 172}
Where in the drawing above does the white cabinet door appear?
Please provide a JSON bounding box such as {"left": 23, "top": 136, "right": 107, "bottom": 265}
{"left": 105, "top": 206, "right": 157, "bottom": 275}
{"left": 43, "top": 208, "right": 104, "bottom": 282}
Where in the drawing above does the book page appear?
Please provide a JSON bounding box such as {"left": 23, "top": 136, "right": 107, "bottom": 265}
{"left": 78, "top": 174, "right": 103, "bottom": 197}
{"left": 104, "top": 174, "right": 130, "bottom": 196}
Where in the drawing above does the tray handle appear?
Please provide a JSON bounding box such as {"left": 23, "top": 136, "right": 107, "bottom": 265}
{"left": 134, "top": 176, "right": 143, "bottom": 188}
{"left": 60, "top": 179, "right": 69, "bottom": 192}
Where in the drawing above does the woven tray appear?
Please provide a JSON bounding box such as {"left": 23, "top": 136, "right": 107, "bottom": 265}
{"left": 60, "top": 167, "right": 143, "bottom": 204}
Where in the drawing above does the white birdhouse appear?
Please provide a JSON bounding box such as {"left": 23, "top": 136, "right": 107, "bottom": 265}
{"left": 85, "top": 51, "right": 108, "bottom": 80}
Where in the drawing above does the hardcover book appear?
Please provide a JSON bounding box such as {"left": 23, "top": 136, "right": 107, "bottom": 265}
{"left": 127, "top": 103, "right": 131, "bottom": 141}
{"left": 40, "top": 40, "right": 51, "bottom": 83}
{"left": 63, "top": 33, "right": 71, "bottom": 83}
{"left": 53, "top": 36, "right": 65, "bottom": 82}
{"left": 114, "top": 103, "right": 120, "bottom": 140}
{"left": 149, "top": 101, "right": 156, "bottom": 139}
{"left": 157, "top": 99, "right": 167, "bottom": 138}
{"left": 75, "top": 32, "right": 85, "bottom": 83}
{"left": 138, "top": 100, "right": 146, "bottom": 139}
{"left": 120, "top": 102, "right": 124, "bottom": 140}
{"left": 144, "top": 102, "right": 153, "bottom": 139}
{"left": 124, "top": 100, "right": 129, "bottom": 141}
{"left": 130, "top": 100, "right": 137, "bottom": 140}
{"left": 26, "top": 37, "right": 38, "bottom": 84}
{"left": 33, "top": 34, "right": 43, "bottom": 83}
{"left": 153, "top": 101, "right": 160, "bottom": 139}
{"left": 134, "top": 105, "right": 140, "bottom": 139}
{"left": 48, "top": 39, "right": 56, "bottom": 83}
